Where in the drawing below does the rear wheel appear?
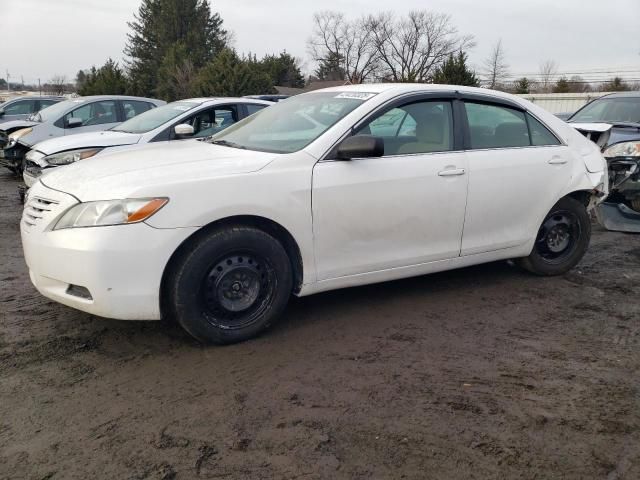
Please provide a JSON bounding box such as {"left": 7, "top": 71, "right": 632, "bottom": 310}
{"left": 517, "top": 197, "right": 591, "bottom": 276}
{"left": 165, "top": 226, "right": 293, "bottom": 344}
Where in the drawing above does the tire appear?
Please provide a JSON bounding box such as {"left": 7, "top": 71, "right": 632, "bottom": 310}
{"left": 631, "top": 198, "right": 640, "bottom": 212}
{"left": 517, "top": 197, "right": 591, "bottom": 276}
{"left": 164, "top": 226, "right": 293, "bottom": 345}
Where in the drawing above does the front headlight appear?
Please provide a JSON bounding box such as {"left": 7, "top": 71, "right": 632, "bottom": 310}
{"left": 53, "top": 198, "right": 168, "bottom": 230}
{"left": 604, "top": 141, "right": 640, "bottom": 158}
{"left": 43, "top": 147, "right": 103, "bottom": 166}
{"left": 7, "top": 127, "right": 32, "bottom": 148}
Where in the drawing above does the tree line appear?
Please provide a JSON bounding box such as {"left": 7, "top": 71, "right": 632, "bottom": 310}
{"left": 23, "top": 1, "right": 635, "bottom": 99}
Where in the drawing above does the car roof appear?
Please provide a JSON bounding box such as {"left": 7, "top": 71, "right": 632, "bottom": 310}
{"left": 67, "top": 95, "right": 165, "bottom": 104}
{"left": 174, "top": 97, "right": 274, "bottom": 106}
{"left": 4, "top": 95, "right": 64, "bottom": 101}
{"left": 312, "top": 82, "right": 520, "bottom": 99}
{"left": 601, "top": 91, "right": 640, "bottom": 99}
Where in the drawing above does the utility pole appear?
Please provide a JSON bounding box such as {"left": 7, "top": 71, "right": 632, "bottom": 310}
{"left": 21, "top": 75, "right": 24, "bottom": 90}
{"left": 38, "top": 78, "right": 41, "bottom": 96}
{"left": 5, "top": 70, "right": 9, "bottom": 93}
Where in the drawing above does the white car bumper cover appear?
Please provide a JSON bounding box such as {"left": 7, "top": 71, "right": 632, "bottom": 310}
{"left": 21, "top": 185, "right": 197, "bottom": 320}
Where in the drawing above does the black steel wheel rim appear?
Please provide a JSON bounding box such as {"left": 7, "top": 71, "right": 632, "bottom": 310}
{"left": 200, "top": 251, "right": 276, "bottom": 330}
{"left": 535, "top": 209, "right": 581, "bottom": 264}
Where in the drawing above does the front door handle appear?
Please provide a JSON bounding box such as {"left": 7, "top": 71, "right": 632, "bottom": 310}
{"left": 438, "top": 168, "right": 466, "bottom": 177}
{"left": 548, "top": 156, "right": 568, "bottom": 165}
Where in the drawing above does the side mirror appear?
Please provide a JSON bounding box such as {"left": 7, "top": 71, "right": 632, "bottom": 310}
{"left": 66, "top": 117, "right": 83, "bottom": 128}
{"left": 336, "top": 135, "right": 384, "bottom": 160}
{"left": 174, "top": 124, "right": 194, "bottom": 137}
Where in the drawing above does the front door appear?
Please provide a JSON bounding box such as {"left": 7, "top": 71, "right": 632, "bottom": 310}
{"left": 312, "top": 99, "right": 469, "bottom": 281}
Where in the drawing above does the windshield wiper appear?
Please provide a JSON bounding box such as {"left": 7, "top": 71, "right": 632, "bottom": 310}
{"left": 211, "top": 139, "right": 247, "bottom": 149}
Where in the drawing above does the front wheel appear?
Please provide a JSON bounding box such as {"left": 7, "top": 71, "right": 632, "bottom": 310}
{"left": 165, "top": 226, "right": 293, "bottom": 344}
{"left": 517, "top": 197, "right": 591, "bottom": 276}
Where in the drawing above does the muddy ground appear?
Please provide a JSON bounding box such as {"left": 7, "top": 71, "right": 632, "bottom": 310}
{"left": 0, "top": 170, "right": 639, "bottom": 480}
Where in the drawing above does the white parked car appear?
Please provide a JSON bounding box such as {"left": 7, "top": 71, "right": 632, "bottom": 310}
{"left": 22, "top": 98, "right": 272, "bottom": 187}
{"left": 21, "top": 84, "right": 608, "bottom": 344}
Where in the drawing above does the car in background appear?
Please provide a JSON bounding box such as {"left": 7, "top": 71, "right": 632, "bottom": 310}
{"left": 23, "top": 98, "right": 272, "bottom": 186}
{"left": 554, "top": 112, "right": 574, "bottom": 121}
{"left": 0, "top": 95, "right": 63, "bottom": 124}
{"left": 567, "top": 92, "right": 640, "bottom": 232}
{"left": 0, "top": 95, "right": 165, "bottom": 174}
{"left": 0, "top": 96, "right": 64, "bottom": 147}
{"left": 244, "top": 94, "right": 290, "bottom": 102}
{"left": 21, "top": 84, "right": 607, "bottom": 345}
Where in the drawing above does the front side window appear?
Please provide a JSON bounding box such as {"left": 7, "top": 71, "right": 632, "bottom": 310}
{"left": 65, "top": 101, "right": 117, "bottom": 127}
{"left": 4, "top": 100, "right": 36, "bottom": 115}
{"left": 246, "top": 104, "right": 267, "bottom": 116}
{"left": 186, "top": 106, "right": 238, "bottom": 138}
{"left": 465, "top": 102, "right": 530, "bottom": 149}
{"left": 113, "top": 101, "right": 198, "bottom": 134}
{"left": 355, "top": 101, "right": 454, "bottom": 156}
{"left": 211, "top": 91, "right": 376, "bottom": 153}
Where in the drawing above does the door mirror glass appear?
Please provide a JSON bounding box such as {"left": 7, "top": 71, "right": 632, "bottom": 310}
{"left": 66, "top": 117, "right": 83, "bottom": 128}
{"left": 336, "top": 135, "right": 384, "bottom": 160}
{"left": 174, "top": 124, "right": 194, "bottom": 137}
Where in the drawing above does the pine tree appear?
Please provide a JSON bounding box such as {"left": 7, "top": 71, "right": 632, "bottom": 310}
{"left": 260, "top": 52, "right": 305, "bottom": 88}
{"left": 194, "top": 48, "right": 275, "bottom": 97}
{"left": 315, "top": 52, "right": 346, "bottom": 81}
{"left": 432, "top": 52, "right": 479, "bottom": 87}
{"left": 77, "top": 59, "right": 128, "bottom": 95}
{"left": 553, "top": 77, "right": 570, "bottom": 93}
{"left": 513, "top": 77, "right": 531, "bottom": 94}
{"left": 124, "top": 0, "right": 227, "bottom": 97}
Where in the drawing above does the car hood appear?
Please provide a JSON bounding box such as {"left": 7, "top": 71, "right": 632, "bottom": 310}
{"left": 0, "top": 119, "right": 38, "bottom": 132}
{"left": 40, "top": 140, "right": 280, "bottom": 201}
{"left": 34, "top": 130, "right": 142, "bottom": 155}
{"left": 569, "top": 121, "right": 640, "bottom": 151}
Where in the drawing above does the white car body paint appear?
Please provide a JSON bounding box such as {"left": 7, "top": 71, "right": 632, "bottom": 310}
{"left": 21, "top": 84, "right": 608, "bottom": 321}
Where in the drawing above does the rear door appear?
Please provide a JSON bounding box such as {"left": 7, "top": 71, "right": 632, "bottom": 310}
{"left": 460, "top": 99, "right": 570, "bottom": 255}
{"left": 312, "top": 97, "right": 469, "bottom": 280}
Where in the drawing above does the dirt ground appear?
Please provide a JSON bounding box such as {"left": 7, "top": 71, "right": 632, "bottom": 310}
{"left": 0, "top": 170, "right": 639, "bottom": 480}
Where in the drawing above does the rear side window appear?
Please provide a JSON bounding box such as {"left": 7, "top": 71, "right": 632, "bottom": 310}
{"left": 38, "top": 100, "right": 58, "bottom": 110}
{"left": 527, "top": 113, "right": 560, "bottom": 146}
{"left": 465, "top": 102, "right": 530, "bottom": 149}
{"left": 122, "top": 100, "right": 153, "bottom": 119}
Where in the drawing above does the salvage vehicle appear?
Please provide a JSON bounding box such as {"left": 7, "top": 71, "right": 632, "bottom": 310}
{"left": 23, "top": 98, "right": 272, "bottom": 187}
{"left": 0, "top": 95, "right": 165, "bottom": 174}
{"left": 567, "top": 92, "right": 640, "bottom": 232}
{"left": 21, "top": 84, "right": 607, "bottom": 344}
{"left": 0, "top": 96, "right": 63, "bottom": 147}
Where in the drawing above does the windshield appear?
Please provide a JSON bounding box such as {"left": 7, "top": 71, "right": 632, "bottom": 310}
{"left": 210, "top": 91, "right": 376, "bottom": 153}
{"left": 32, "top": 99, "right": 81, "bottom": 123}
{"left": 570, "top": 97, "right": 640, "bottom": 124}
{"left": 112, "top": 101, "right": 198, "bottom": 133}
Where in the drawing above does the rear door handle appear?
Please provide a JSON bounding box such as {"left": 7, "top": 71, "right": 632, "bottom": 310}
{"left": 438, "top": 168, "right": 466, "bottom": 177}
{"left": 548, "top": 156, "right": 568, "bottom": 165}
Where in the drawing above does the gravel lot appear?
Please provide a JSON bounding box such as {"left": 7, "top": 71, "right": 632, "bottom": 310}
{"left": 1, "top": 170, "right": 639, "bottom": 479}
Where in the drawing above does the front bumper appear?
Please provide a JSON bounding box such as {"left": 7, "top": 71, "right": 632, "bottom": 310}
{"left": 21, "top": 183, "right": 198, "bottom": 320}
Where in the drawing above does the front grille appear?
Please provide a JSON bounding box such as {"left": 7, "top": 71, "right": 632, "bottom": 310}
{"left": 22, "top": 196, "right": 60, "bottom": 228}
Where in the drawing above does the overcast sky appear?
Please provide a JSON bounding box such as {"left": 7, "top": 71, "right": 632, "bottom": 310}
{"left": 2, "top": 0, "right": 639, "bottom": 85}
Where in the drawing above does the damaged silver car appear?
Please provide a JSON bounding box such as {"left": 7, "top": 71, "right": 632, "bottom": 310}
{"left": 568, "top": 92, "right": 640, "bottom": 232}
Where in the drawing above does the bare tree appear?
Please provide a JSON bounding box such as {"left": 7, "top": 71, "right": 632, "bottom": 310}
{"left": 483, "top": 39, "right": 509, "bottom": 89}
{"left": 538, "top": 60, "right": 558, "bottom": 93}
{"left": 308, "top": 11, "right": 379, "bottom": 83}
{"left": 48, "top": 75, "right": 67, "bottom": 95}
{"left": 170, "top": 59, "right": 198, "bottom": 99}
{"left": 366, "top": 11, "right": 474, "bottom": 83}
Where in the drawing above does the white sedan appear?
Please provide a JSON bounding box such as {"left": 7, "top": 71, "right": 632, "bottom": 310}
{"left": 21, "top": 84, "right": 608, "bottom": 344}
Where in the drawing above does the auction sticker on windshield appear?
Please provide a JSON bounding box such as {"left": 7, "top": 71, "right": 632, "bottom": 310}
{"left": 334, "top": 92, "right": 377, "bottom": 100}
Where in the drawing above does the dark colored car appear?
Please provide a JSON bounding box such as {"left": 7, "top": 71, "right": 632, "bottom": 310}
{"left": 567, "top": 92, "right": 640, "bottom": 232}
{"left": 244, "top": 94, "right": 290, "bottom": 102}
